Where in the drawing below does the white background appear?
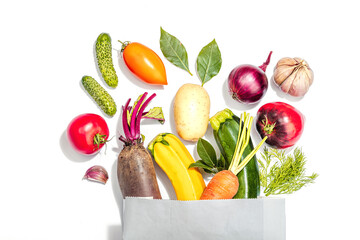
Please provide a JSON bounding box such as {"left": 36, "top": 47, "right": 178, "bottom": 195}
{"left": 1, "top": 0, "right": 359, "bottom": 239}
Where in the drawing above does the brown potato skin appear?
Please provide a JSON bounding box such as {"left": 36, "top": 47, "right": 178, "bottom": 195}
{"left": 117, "top": 143, "right": 162, "bottom": 199}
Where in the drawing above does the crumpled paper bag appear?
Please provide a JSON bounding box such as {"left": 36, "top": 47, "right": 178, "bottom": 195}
{"left": 122, "top": 197, "right": 285, "bottom": 240}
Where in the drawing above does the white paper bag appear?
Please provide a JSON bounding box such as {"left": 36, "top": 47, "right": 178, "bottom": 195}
{"left": 123, "top": 197, "right": 286, "bottom": 240}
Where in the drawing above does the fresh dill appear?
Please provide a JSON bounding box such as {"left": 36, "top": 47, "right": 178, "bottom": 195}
{"left": 258, "top": 147, "right": 318, "bottom": 196}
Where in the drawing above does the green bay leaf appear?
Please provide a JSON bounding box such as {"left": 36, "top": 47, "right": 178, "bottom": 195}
{"left": 160, "top": 27, "right": 192, "bottom": 75}
{"left": 196, "top": 39, "right": 222, "bottom": 86}
{"left": 189, "top": 160, "right": 212, "bottom": 171}
{"left": 197, "top": 138, "right": 217, "bottom": 167}
{"left": 189, "top": 160, "right": 217, "bottom": 174}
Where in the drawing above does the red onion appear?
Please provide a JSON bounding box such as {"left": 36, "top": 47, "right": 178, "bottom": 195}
{"left": 228, "top": 51, "right": 272, "bottom": 104}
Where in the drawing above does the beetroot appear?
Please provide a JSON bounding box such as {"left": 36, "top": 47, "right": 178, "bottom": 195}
{"left": 117, "top": 92, "right": 162, "bottom": 199}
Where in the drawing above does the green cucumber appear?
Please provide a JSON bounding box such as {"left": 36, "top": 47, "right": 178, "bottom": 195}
{"left": 210, "top": 109, "right": 260, "bottom": 199}
{"left": 82, "top": 76, "right": 117, "bottom": 117}
{"left": 96, "top": 33, "right": 118, "bottom": 88}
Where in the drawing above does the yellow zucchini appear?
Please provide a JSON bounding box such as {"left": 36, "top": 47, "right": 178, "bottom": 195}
{"left": 148, "top": 133, "right": 205, "bottom": 200}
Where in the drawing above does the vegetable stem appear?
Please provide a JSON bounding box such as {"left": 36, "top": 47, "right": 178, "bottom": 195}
{"left": 228, "top": 114, "right": 243, "bottom": 171}
{"left": 122, "top": 99, "right": 132, "bottom": 141}
{"left": 93, "top": 133, "right": 108, "bottom": 150}
{"left": 229, "top": 114, "right": 249, "bottom": 171}
{"left": 233, "top": 136, "right": 267, "bottom": 175}
{"left": 228, "top": 112, "right": 267, "bottom": 176}
{"left": 134, "top": 93, "right": 156, "bottom": 140}
{"left": 119, "top": 93, "right": 163, "bottom": 145}
{"left": 259, "top": 51, "right": 273, "bottom": 72}
{"left": 236, "top": 115, "right": 252, "bottom": 166}
{"left": 262, "top": 115, "right": 276, "bottom": 135}
{"left": 119, "top": 135, "right": 127, "bottom": 143}
{"left": 209, "top": 108, "right": 233, "bottom": 131}
{"left": 118, "top": 40, "right": 131, "bottom": 52}
{"left": 130, "top": 93, "right": 147, "bottom": 138}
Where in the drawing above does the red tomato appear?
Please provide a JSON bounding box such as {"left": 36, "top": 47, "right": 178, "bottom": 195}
{"left": 67, "top": 113, "right": 109, "bottom": 155}
{"left": 255, "top": 102, "right": 305, "bottom": 149}
{"left": 122, "top": 42, "right": 167, "bottom": 85}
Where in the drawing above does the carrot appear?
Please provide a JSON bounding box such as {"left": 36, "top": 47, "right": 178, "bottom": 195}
{"left": 200, "top": 170, "right": 239, "bottom": 200}
{"left": 200, "top": 112, "right": 268, "bottom": 200}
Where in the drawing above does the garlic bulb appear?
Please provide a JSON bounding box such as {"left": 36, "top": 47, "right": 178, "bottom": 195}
{"left": 273, "top": 57, "right": 314, "bottom": 97}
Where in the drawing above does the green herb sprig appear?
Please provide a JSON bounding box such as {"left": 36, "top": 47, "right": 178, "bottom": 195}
{"left": 259, "top": 147, "right": 318, "bottom": 196}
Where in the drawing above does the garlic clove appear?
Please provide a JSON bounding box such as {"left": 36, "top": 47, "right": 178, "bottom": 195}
{"left": 274, "top": 64, "right": 295, "bottom": 86}
{"left": 277, "top": 57, "right": 298, "bottom": 66}
{"left": 278, "top": 69, "right": 296, "bottom": 94}
{"left": 276, "top": 57, "right": 299, "bottom": 69}
{"left": 83, "top": 165, "right": 109, "bottom": 184}
{"left": 273, "top": 57, "right": 298, "bottom": 86}
{"left": 289, "top": 69, "right": 309, "bottom": 97}
{"left": 301, "top": 60, "right": 314, "bottom": 85}
{"left": 289, "top": 60, "right": 313, "bottom": 97}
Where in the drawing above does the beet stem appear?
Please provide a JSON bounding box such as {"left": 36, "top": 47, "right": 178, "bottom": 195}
{"left": 134, "top": 93, "right": 156, "bottom": 140}
{"left": 119, "top": 135, "right": 127, "bottom": 143}
{"left": 130, "top": 93, "right": 148, "bottom": 138}
{"left": 259, "top": 51, "right": 273, "bottom": 72}
{"left": 122, "top": 98, "right": 132, "bottom": 141}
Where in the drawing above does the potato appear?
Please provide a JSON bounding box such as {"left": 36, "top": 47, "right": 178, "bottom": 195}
{"left": 173, "top": 83, "right": 210, "bottom": 141}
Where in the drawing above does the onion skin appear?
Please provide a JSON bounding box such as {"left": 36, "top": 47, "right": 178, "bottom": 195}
{"left": 255, "top": 102, "right": 305, "bottom": 149}
{"left": 228, "top": 51, "right": 272, "bottom": 104}
{"left": 228, "top": 65, "right": 269, "bottom": 104}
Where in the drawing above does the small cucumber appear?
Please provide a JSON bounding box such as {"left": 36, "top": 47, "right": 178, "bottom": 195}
{"left": 96, "top": 33, "right": 118, "bottom": 88}
{"left": 82, "top": 76, "right": 117, "bottom": 117}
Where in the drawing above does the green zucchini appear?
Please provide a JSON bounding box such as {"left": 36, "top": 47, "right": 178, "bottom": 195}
{"left": 96, "top": 33, "right": 118, "bottom": 88}
{"left": 82, "top": 76, "right": 117, "bottom": 117}
{"left": 210, "top": 108, "right": 260, "bottom": 199}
